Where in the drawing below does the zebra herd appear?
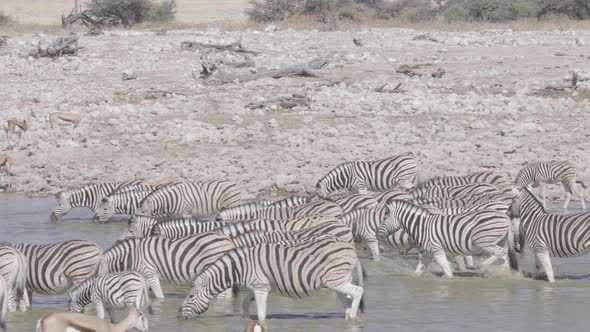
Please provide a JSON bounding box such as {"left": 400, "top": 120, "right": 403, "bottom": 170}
{"left": 0, "top": 153, "right": 589, "bottom": 331}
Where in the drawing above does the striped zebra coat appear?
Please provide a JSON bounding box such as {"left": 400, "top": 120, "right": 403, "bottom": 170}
{"left": 316, "top": 153, "right": 419, "bottom": 197}
{"left": 413, "top": 198, "right": 511, "bottom": 215}
{"left": 379, "top": 200, "right": 518, "bottom": 278}
{"left": 372, "top": 189, "right": 413, "bottom": 206}
{"left": 68, "top": 271, "right": 151, "bottom": 321}
{"left": 511, "top": 188, "right": 590, "bottom": 282}
{"left": 419, "top": 171, "right": 513, "bottom": 196}
{"left": 135, "top": 180, "right": 241, "bottom": 218}
{"left": 341, "top": 206, "right": 386, "bottom": 260}
{"left": 217, "top": 200, "right": 343, "bottom": 221}
{"left": 214, "top": 197, "right": 311, "bottom": 223}
{"left": 0, "top": 276, "right": 7, "bottom": 332}
{"left": 515, "top": 160, "right": 586, "bottom": 210}
{"left": 327, "top": 194, "right": 379, "bottom": 215}
{"left": 0, "top": 245, "right": 28, "bottom": 312}
{"left": 98, "top": 233, "right": 234, "bottom": 298}
{"left": 217, "top": 215, "right": 340, "bottom": 239}
{"left": 230, "top": 221, "right": 354, "bottom": 247}
{"left": 9, "top": 240, "right": 102, "bottom": 297}
{"left": 409, "top": 183, "right": 502, "bottom": 201}
{"left": 51, "top": 181, "right": 140, "bottom": 221}
{"left": 95, "top": 188, "right": 156, "bottom": 224}
{"left": 151, "top": 220, "right": 227, "bottom": 238}
{"left": 178, "top": 235, "right": 364, "bottom": 321}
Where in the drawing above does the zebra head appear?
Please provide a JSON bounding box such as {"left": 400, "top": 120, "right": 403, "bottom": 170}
{"left": 66, "top": 290, "right": 85, "bottom": 313}
{"left": 316, "top": 179, "right": 331, "bottom": 198}
{"left": 134, "top": 311, "right": 149, "bottom": 332}
{"left": 130, "top": 215, "right": 160, "bottom": 238}
{"left": 51, "top": 191, "right": 72, "bottom": 221}
{"left": 378, "top": 202, "right": 403, "bottom": 239}
{"left": 178, "top": 273, "right": 214, "bottom": 320}
{"left": 95, "top": 197, "right": 115, "bottom": 224}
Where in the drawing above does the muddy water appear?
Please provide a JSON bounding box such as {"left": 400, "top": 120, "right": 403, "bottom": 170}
{"left": 1, "top": 193, "right": 589, "bottom": 332}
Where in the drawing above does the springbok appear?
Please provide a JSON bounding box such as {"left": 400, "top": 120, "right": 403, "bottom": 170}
{"left": 36, "top": 309, "right": 148, "bottom": 332}
{"left": 0, "top": 155, "right": 11, "bottom": 175}
{"left": 4, "top": 113, "right": 33, "bottom": 148}
{"left": 49, "top": 112, "right": 84, "bottom": 140}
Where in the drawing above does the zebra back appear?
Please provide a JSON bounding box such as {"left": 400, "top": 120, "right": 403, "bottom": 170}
{"left": 218, "top": 215, "right": 339, "bottom": 238}
{"left": 152, "top": 219, "right": 227, "bottom": 238}
{"left": 371, "top": 189, "right": 413, "bottom": 206}
{"left": 409, "top": 183, "right": 501, "bottom": 200}
{"left": 326, "top": 193, "right": 378, "bottom": 214}
{"left": 230, "top": 221, "right": 353, "bottom": 248}
{"left": 353, "top": 152, "right": 418, "bottom": 191}
{"left": 14, "top": 240, "right": 102, "bottom": 295}
{"left": 267, "top": 196, "right": 311, "bottom": 208}
{"left": 420, "top": 171, "right": 513, "bottom": 195}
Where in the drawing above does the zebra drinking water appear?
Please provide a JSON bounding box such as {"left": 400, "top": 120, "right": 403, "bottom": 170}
{"left": 378, "top": 200, "right": 519, "bottom": 278}
{"left": 68, "top": 271, "right": 152, "bottom": 322}
{"left": 98, "top": 233, "right": 234, "bottom": 298}
{"left": 511, "top": 187, "right": 590, "bottom": 282}
{"left": 95, "top": 188, "right": 156, "bottom": 224}
{"left": 178, "top": 235, "right": 364, "bottom": 321}
{"left": 316, "top": 153, "right": 419, "bottom": 197}
{"left": 51, "top": 181, "right": 141, "bottom": 221}
{"left": 515, "top": 160, "right": 586, "bottom": 210}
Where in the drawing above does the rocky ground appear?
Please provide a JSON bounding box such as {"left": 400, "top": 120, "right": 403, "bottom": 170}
{"left": 1, "top": 26, "right": 589, "bottom": 200}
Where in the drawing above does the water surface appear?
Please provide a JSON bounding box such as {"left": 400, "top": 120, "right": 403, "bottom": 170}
{"left": 1, "top": 194, "right": 589, "bottom": 331}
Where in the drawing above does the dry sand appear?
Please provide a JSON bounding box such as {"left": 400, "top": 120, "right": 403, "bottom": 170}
{"left": 0, "top": 25, "right": 589, "bottom": 200}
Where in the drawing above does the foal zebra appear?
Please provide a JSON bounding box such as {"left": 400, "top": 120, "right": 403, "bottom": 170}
{"left": 178, "top": 235, "right": 364, "bottom": 321}
{"left": 51, "top": 181, "right": 140, "bottom": 221}
{"left": 95, "top": 188, "right": 155, "bottom": 224}
{"left": 68, "top": 271, "right": 152, "bottom": 322}
{"left": 511, "top": 188, "right": 590, "bottom": 282}
{"left": 0, "top": 245, "right": 28, "bottom": 311}
{"left": 316, "top": 153, "right": 419, "bottom": 198}
{"left": 515, "top": 160, "right": 586, "bottom": 210}
{"left": 379, "top": 200, "right": 519, "bottom": 278}
{"left": 98, "top": 233, "right": 234, "bottom": 298}
{"left": 135, "top": 180, "right": 241, "bottom": 218}
{"left": 9, "top": 240, "right": 102, "bottom": 298}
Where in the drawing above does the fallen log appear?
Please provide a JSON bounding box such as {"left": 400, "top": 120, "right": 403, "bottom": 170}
{"left": 181, "top": 41, "right": 258, "bottom": 54}
{"left": 29, "top": 36, "right": 83, "bottom": 58}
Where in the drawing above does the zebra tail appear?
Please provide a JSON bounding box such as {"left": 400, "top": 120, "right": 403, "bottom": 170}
{"left": 354, "top": 260, "right": 366, "bottom": 313}
{"left": 506, "top": 226, "right": 520, "bottom": 273}
{"left": 15, "top": 252, "right": 27, "bottom": 308}
{"left": 140, "top": 282, "right": 154, "bottom": 315}
{"left": 577, "top": 180, "right": 587, "bottom": 189}
{"left": 0, "top": 285, "right": 7, "bottom": 332}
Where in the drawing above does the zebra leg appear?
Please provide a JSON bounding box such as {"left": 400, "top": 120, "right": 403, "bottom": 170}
{"left": 535, "top": 251, "right": 555, "bottom": 282}
{"left": 414, "top": 251, "right": 426, "bottom": 276}
{"left": 465, "top": 256, "right": 475, "bottom": 269}
{"left": 432, "top": 251, "right": 453, "bottom": 278}
{"left": 562, "top": 181, "right": 573, "bottom": 210}
{"left": 7, "top": 292, "right": 17, "bottom": 312}
{"left": 330, "top": 282, "right": 363, "bottom": 320}
{"left": 106, "top": 307, "right": 116, "bottom": 323}
{"left": 252, "top": 288, "right": 270, "bottom": 322}
{"left": 241, "top": 290, "right": 255, "bottom": 318}
{"left": 95, "top": 301, "right": 106, "bottom": 319}
{"left": 366, "top": 239, "right": 380, "bottom": 261}
{"left": 146, "top": 275, "right": 165, "bottom": 299}
{"left": 453, "top": 256, "right": 466, "bottom": 272}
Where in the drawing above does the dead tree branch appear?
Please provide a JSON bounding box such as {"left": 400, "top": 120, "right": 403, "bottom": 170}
{"left": 181, "top": 41, "right": 259, "bottom": 54}
{"left": 29, "top": 36, "right": 83, "bottom": 58}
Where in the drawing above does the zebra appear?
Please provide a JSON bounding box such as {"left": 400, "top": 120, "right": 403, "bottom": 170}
{"left": 378, "top": 200, "right": 519, "bottom": 278}
{"left": 266, "top": 196, "right": 310, "bottom": 208}
{"left": 341, "top": 206, "right": 386, "bottom": 260}
{"left": 51, "top": 180, "right": 141, "bottom": 221}
{"left": 316, "top": 153, "right": 419, "bottom": 197}
{"left": 372, "top": 189, "right": 413, "bottom": 206}
{"left": 0, "top": 245, "right": 28, "bottom": 312}
{"left": 135, "top": 180, "right": 241, "bottom": 218}
{"left": 515, "top": 160, "right": 586, "bottom": 210}
{"left": 178, "top": 235, "right": 364, "bottom": 321}
{"left": 511, "top": 187, "right": 590, "bottom": 282}
{"left": 94, "top": 188, "right": 156, "bottom": 224}
{"left": 217, "top": 215, "right": 340, "bottom": 239}
{"left": 98, "top": 233, "right": 234, "bottom": 298}
{"left": 419, "top": 171, "right": 513, "bottom": 196}
{"left": 0, "top": 276, "right": 7, "bottom": 332}
{"left": 326, "top": 193, "right": 379, "bottom": 215}
{"left": 6, "top": 240, "right": 102, "bottom": 298}
{"left": 68, "top": 271, "right": 152, "bottom": 322}
{"left": 229, "top": 221, "right": 354, "bottom": 247}
{"left": 217, "top": 200, "right": 343, "bottom": 221}
{"left": 151, "top": 220, "right": 227, "bottom": 238}
{"left": 122, "top": 214, "right": 163, "bottom": 239}
{"left": 409, "top": 183, "right": 502, "bottom": 201}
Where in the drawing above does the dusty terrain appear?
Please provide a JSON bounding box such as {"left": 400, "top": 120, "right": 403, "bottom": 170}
{"left": 0, "top": 26, "right": 589, "bottom": 199}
